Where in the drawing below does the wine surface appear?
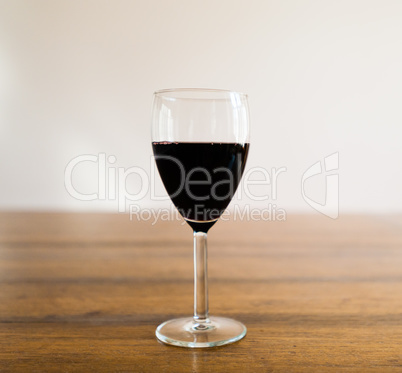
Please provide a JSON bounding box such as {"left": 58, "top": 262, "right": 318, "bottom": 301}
{"left": 152, "top": 142, "right": 249, "bottom": 232}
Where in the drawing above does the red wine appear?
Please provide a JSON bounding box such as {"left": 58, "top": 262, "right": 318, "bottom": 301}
{"left": 152, "top": 142, "right": 249, "bottom": 232}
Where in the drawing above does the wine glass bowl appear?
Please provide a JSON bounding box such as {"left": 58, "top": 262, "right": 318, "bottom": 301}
{"left": 152, "top": 88, "right": 250, "bottom": 348}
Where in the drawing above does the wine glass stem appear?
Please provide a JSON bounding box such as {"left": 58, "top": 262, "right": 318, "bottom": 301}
{"left": 193, "top": 231, "right": 209, "bottom": 322}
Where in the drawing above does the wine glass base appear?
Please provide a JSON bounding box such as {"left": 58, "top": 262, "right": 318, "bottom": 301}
{"left": 156, "top": 316, "right": 247, "bottom": 348}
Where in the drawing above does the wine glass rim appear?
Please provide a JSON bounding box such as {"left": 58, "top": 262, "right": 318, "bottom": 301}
{"left": 154, "top": 88, "right": 248, "bottom": 100}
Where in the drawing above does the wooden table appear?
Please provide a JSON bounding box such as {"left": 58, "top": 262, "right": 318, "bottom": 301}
{"left": 1, "top": 212, "right": 402, "bottom": 372}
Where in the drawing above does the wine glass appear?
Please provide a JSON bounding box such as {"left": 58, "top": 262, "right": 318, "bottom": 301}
{"left": 151, "top": 88, "right": 250, "bottom": 348}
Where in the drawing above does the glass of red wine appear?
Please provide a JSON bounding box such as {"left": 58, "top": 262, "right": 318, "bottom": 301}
{"left": 152, "top": 88, "right": 250, "bottom": 348}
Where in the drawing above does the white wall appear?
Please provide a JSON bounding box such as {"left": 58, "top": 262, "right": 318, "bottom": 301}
{"left": 1, "top": 0, "right": 401, "bottom": 213}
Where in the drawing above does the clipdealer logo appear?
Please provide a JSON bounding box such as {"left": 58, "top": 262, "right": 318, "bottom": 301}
{"left": 64, "top": 152, "right": 339, "bottom": 221}
{"left": 301, "top": 152, "right": 339, "bottom": 219}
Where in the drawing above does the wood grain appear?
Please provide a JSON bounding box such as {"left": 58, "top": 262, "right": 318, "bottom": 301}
{"left": 1, "top": 212, "right": 402, "bottom": 372}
